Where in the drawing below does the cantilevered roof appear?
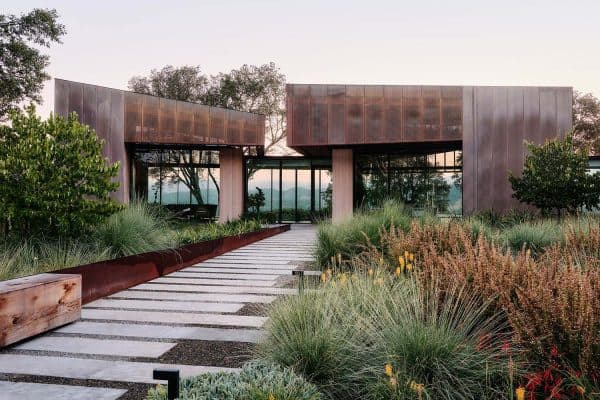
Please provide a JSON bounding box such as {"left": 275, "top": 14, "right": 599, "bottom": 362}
{"left": 54, "top": 79, "right": 265, "bottom": 147}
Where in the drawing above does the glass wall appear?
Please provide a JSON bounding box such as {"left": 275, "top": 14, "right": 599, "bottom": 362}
{"left": 131, "top": 147, "right": 220, "bottom": 219}
{"left": 354, "top": 150, "right": 462, "bottom": 215}
{"left": 246, "top": 158, "right": 332, "bottom": 222}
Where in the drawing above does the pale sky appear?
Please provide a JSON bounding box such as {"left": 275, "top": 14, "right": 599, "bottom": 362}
{"left": 5, "top": 0, "right": 600, "bottom": 118}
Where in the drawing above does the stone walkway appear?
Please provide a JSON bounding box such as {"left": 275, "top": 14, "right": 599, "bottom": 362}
{"left": 0, "top": 225, "right": 317, "bottom": 400}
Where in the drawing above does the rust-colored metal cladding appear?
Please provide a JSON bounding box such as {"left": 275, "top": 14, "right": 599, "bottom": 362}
{"left": 461, "top": 86, "right": 573, "bottom": 213}
{"left": 287, "top": 83, "right": 572, "bottom": 215}
{"left": 287, "top": 84, "right": 464, "bottom": 149}
{"left": 55, "top": 79, "right": 265, "bottom": 147}
{"left": 54, "top": 225, "right": 290, "bottom": 304}
{"left": 55, "top": 79, "right": 128, "bottom": 202}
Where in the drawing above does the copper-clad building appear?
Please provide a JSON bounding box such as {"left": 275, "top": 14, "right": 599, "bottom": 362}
{"left": 55, "top": 79, "right": 573, "bottom": 222}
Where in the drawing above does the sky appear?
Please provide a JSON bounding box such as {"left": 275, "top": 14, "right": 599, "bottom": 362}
{"left": 5, "top": 0, "right": 600, "bottom": 118}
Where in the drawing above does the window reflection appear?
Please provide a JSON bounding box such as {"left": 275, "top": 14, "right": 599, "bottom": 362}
{"left": 131, "top": 147, "right": 220, "bottom": 219}
{"left": 246, "top": 158, "right": 332, "bottom": 222}
{"left": 355, "top": 150, "right": 462, "bottom": 215}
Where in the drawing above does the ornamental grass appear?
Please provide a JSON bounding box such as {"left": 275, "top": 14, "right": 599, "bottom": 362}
{"left": 260, "top": 273, "right": 515, "bottom": 400}
{"left": 375, "top": 222, "right": 600, "bottom": 391}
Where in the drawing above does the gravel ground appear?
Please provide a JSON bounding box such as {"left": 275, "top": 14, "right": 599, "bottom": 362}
{"left": 235, "top": 302, "right": 270, "bottom": 316}
{"left": 158, "top": 339, "right": 254, "bottom": 368}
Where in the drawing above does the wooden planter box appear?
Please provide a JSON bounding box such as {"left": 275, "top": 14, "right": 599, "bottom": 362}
{"left": 0, "top": 273, "right": 81, "bottom": 347}
{"left": 54, "top": 224, "right": 290, "bottom": 304}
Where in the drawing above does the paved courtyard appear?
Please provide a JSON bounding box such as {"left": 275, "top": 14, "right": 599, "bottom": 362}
{"left": 0, "top": 225, "right": 316, "bottom": 399}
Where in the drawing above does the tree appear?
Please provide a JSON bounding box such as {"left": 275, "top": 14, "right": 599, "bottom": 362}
{"left": 573, "top": 90, "right": 600, "bottom": 155}
{"left": 0, "top": 106, "right": 121, "bottom": 236}
{"left": 128, "top": 65, "right": 208, "bottom": 102}
{"left": 0, "top": 9, "right": 66, "bottom": 120}
{"left": 247, "top": 187, "right": 266, "bottom": 214}
{"left": 508, "top": 135, "right": 600, "bottom": 217}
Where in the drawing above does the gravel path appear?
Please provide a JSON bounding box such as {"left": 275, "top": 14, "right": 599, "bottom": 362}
{"left": 0, "top": 225, "right": 316, "bottom": 399}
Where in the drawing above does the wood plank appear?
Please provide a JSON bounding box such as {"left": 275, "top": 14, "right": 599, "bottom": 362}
{"left": 0, "top": 273, "right": 81, "bottom": 347}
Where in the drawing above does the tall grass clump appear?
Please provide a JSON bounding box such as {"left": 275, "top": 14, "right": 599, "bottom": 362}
{"left": 500, "top": 220, "right": 564, "bottom": 254}
{"left": 0, "top": 239, "right": 108, "bottom": 281}
{"left": 93, "top": 201, "right": 176, "bottom": 257}
{"left": 176, "top": 219, "right": 263, "bottom": 245}
{"left": 315, "top": 200, "right": 413, "bottom": 267}
{"left": 260, "top": 274, "right": 514, "bottom": 400}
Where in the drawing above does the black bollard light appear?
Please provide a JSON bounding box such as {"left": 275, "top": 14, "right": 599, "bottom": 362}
{"left": 153, "top": 368, "right": 180, "bottom": 400}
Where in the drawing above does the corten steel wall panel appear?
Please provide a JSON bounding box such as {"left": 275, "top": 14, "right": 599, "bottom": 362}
{"left": 310, "top": 85, "right": 328, "bottom": 144}
{"left": 82, "top": 84, "right": 97, "bottom": 128}
{"left": 332, "top": 149, "right": 354, "bottom": 222}
{"left": 327, "top": 85, "right": 346, "bottom": 144}
{"left": 402, "top": 86, "right": 422, "bottom": 141}
{"left": 286, "top": 84, "right": 464, "bottom": 147}
{"left": 124, "top": 92, "right": 142, "bottom": 142}
{"left": 68, "top": 82, "right": 83, "bottom": 120}
{"left": 462, "top": 87, "right": 476, "bottom": 214}
{"left": 491, "top": 87, "right": 508, "bottom": 210}
{"left": 290, "top": 85, "right": 310, "bottom": 146}
{"left": 468, "top": 86, "right": 572, "bottom": 213}
{"left": 422, "top": 86, "right": 441, "bottom": 140}
{"left": 242, "top": 114, "right": 256, "bottom": 144}
{"left": 523, "top": 88, "right": 541, "bottom": 162}
{"left": 141, "top": 95, "right": 159, "bottom": 142}
{"left": 556, "top": 88, "right": 573, "bottom": 135}
{"left": 383, "top": 86, "right": 402, "bottom": 142}
{"left": 539, "top": 88, "right": 558, "bottom": 143}
{"left": 286, "top": 86, "right": 293, "bottom": 146}
{"left": 346, "top": 86, "right": 365, "bottom": 144}
{"left": 365, "top": 86, "right": 384, "bottom": 143}
{"left": 193, "top": 105, "right": 210, "bottom": 143}
{"left": 506, "top": 88, "right": 525, "bottom": 210}
{"left": 96, "top": 86, "right": 112, "bottom": 160}
{"left": 441, "top": 86, "right": 463, "bottom": 140}
{"left": 109, "top": 90, "right": 127, "bottom": 203}
{"left": 209, "top": 108, "right": 226, "bottom": 144}
{"left": 475, "top": 87, "right": 494, "bottom": 212}
{"left": 55, "top": 80, "right": 128, "bottom": 203}
{"left": 176, "top": 101, "right": 194, "bottom": 144}
{"left": 227, "top": 110, "right": 242, "bottom": 144}
{"left": 159, "top": 98, "right": 176, "bottom": 143}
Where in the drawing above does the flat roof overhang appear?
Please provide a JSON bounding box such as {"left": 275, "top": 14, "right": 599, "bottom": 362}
{"left": 54, "top": 79, "right": 265, "bottom": 149}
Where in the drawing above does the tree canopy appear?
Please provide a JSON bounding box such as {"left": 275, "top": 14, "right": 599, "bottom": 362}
{"left": 573, "top": 90, "right": 600, "bottom": 155}
{"left": 508, "top": 135, "right": 600, "bottom": 216}
{"left": 0, "top": 8, "right": 65, "bottom": 119}
{"left": 0, "top": 106, "right": 120, "bottom": 236}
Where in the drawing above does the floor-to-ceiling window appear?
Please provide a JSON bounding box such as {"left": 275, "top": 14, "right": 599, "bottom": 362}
{"left": 354, "top": 150, "right": 462, "bottom": 216}
{"left": 131, "top": 147, "right": 220, "bottom": 219}
{"left": 246, "top": 157, "right": 332, "bottom": 222}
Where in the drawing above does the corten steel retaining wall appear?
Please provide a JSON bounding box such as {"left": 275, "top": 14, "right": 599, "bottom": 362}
{"left": 54, "top": 225, "right": 290, "bottom": 304}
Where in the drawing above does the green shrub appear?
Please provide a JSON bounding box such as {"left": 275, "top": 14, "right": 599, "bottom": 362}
{"left": 261, "top": 274, "right": 514, "bottom": 400}
{"left": 315, "top": 200, "right": 412, "bottom": 267}
{"left": 501, "top": 220, "right": 564, "bottom": 254}
{"left": 146, "top": 360, "right": 322, "bottom": 400}
{"left": 93, "top": 202, "right": 176, "bottom": 257}
{"left": 0, "top": 106, "right": 120, "bottom": 237}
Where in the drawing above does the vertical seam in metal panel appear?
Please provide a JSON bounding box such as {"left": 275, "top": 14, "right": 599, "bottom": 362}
{"left": 474, "top": 87, "right": 478, "bottom": 212}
